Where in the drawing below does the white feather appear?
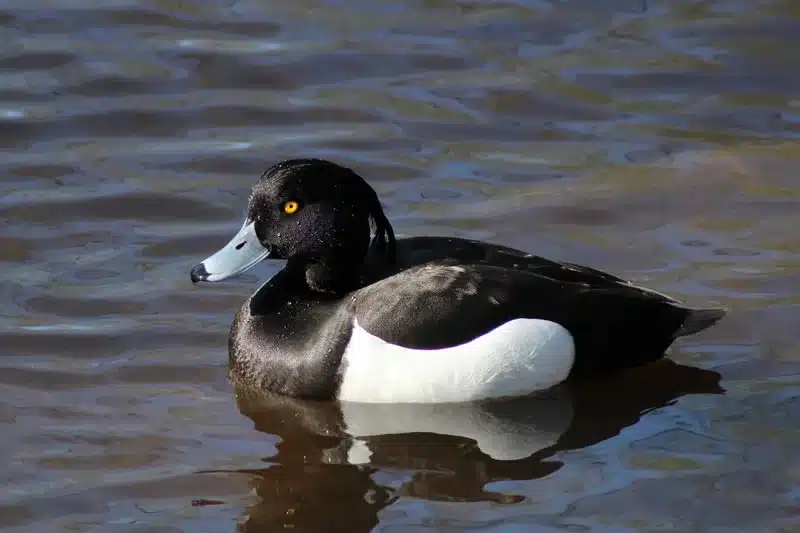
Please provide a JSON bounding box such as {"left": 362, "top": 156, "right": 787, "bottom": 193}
{"left": 338, "top": 318, "right": 575, "bottom": 404}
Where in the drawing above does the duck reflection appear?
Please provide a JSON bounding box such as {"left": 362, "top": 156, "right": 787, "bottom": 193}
{"left": 230, "top": 360, "right": 723, "bottom": 532}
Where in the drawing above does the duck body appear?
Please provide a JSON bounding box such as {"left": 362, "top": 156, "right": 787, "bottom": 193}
{"left": 191, "top": 159, "right": 725, "bottom": 404}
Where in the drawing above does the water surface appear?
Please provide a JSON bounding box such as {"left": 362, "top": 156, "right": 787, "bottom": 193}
{"left": 2, "top": 0, "right": 799, "bottom": 531}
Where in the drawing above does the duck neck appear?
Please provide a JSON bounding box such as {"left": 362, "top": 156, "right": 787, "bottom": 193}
{"left": 289, "top": 255, "right": 363, "bottom": 295}
{"left": 248, "top": 257, "right": 356, "bottom": 315}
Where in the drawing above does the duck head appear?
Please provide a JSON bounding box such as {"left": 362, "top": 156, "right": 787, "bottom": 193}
{"left": 190, "top": 158, "right": 395, "bottom": 291}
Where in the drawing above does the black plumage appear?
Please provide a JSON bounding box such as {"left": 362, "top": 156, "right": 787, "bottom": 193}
{"left": 192, "top": 158, "right": 726, "bottom": 400}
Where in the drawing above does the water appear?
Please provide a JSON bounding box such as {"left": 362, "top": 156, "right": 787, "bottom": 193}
{"left": 2, "top": 0, "right": 799, "bottom": 531}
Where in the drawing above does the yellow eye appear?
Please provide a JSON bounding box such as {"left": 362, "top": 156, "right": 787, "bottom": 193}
{"left": 283, "top": 200, "right": 300, "bottom": 214}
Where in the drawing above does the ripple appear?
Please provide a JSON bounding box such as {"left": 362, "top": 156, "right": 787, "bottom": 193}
{"left": 0, "top": 191, "right": 231, "bottom": 222}
{"left": 1, "top": 0, "right": 798, "bottom": 531}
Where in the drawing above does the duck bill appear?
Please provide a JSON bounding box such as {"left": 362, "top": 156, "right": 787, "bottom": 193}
{"left": 190, "top": 220, "right": 271, "bottom": 283}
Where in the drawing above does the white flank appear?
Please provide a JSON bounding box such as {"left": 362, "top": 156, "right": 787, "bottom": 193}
{"left": 338, "top": 318, "right": 575, "bottom": 404}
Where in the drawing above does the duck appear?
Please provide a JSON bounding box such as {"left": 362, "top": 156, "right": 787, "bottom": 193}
{"left": 190, "top": 158, "right": 726, "bottom": 404}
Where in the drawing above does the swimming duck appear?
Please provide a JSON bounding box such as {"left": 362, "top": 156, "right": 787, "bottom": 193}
{"left": 190, "top": 158, "right": 725, "bottom": 404}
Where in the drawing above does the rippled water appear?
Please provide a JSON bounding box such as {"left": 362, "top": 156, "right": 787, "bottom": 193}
{"left": 2, "top": 1, "right": 799, "bottom": 531}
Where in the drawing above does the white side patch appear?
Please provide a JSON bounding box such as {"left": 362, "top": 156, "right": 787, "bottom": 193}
{"left": 338, "top": 318, "right": 575, "bottom": 404}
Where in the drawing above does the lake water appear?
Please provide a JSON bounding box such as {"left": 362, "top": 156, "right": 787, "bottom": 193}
{"left": 2, "top": 1, "right": 799, "bottom": 531}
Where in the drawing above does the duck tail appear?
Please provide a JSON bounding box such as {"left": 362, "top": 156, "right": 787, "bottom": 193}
{"left": 676, "top": 307, "right": 727, "bottom": 337}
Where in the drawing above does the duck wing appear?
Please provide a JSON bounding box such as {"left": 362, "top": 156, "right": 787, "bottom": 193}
{"left": 377, "top": 236, "right": 648, "bottom": 288}
{"left": 352, "top": 256, "right": 724, "bottom": 377}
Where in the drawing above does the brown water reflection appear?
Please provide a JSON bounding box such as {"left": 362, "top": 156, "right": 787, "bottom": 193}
{"left": 2, "top": 0, "right": 799, "bottom": 531}
{"left": 229, "top": 361, "right": 723, "bottom": 532}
